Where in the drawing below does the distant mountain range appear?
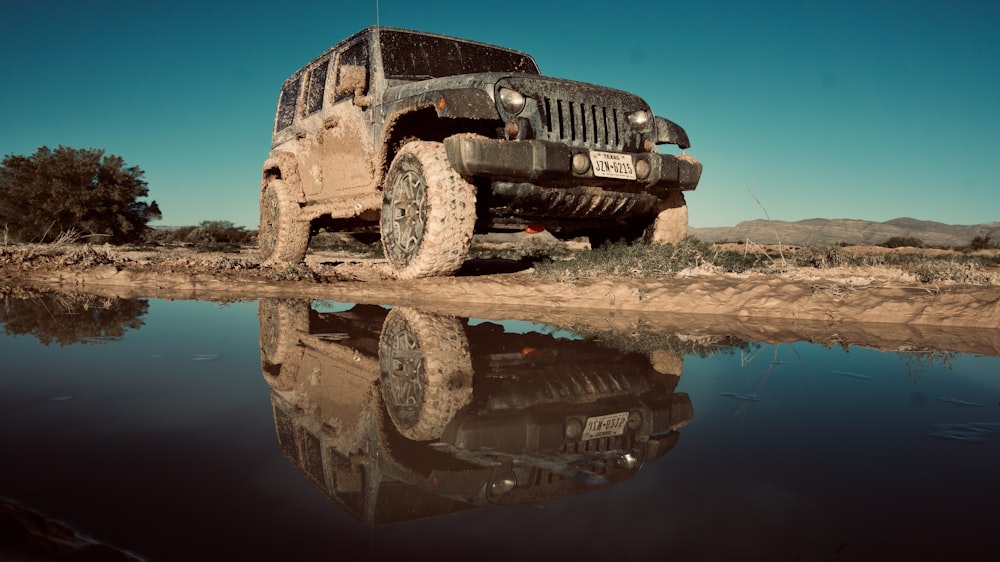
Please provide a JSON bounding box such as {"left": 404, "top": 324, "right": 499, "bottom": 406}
{"left": 689, "top": 218, "right": 1000, "bottom": 247}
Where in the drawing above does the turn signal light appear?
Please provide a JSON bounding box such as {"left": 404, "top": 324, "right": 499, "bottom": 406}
{"left": 505, "top": 119, "right": 520, "bottom": 138}
{"left": 635, "top": 158, "right": 650, "bottom": 180}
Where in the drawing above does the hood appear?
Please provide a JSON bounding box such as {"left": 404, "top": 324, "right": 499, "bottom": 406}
{"left": 382, "top": 72, "right": 512, "bottom": 104}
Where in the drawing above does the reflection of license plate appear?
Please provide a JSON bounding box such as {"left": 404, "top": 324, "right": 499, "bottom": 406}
{"left": 581, "top": 411, "right": 629, "bottom": 440}
{"left": 590, "top": 151, "right": 636, "bottom": 180}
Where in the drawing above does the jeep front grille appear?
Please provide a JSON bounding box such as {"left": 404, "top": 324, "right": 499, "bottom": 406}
{"left": 541, "top": 97, "right": 623, "bottom": 150}
{"left": 483, "top": 364, "right": 645, "bottom": 411}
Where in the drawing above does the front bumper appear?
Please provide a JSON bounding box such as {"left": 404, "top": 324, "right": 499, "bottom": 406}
{"left": 444, "top": 136, "right": 702, "bottom": 193}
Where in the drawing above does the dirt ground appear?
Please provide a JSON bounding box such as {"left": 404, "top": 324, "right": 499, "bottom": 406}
{"left": 3, "top": 241, "right": 1000, "bottom": 356}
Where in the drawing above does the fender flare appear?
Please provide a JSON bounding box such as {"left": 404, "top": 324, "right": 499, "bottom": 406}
{"left": 377, "top": 90, "right": 501, "bottom": 181}
{"left": 430, "top": 88, "right": 499, "bottom": 120}
{"left": 260, "top": 152, "right": 306, "bottom": 202}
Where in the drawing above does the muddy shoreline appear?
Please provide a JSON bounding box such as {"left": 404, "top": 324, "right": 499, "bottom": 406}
{"left": 4, "top": 247, "right": 1000, "bottom": 357}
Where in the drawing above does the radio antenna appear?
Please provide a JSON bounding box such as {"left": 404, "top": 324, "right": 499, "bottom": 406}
{"left": 375, "top": 0, "right": 380, "bottom": 27}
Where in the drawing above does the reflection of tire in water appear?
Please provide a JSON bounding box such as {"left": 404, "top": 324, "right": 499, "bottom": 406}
{"left": 258, "top": 298, "right": 309, "bottom": 365}
{"left": 379, "top": 307, "right": 473, "bottom": 442}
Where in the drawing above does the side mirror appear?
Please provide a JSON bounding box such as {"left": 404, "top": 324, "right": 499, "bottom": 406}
{"left": 654, "top": 116, "right": 691, "bottom": 149}
{"left": 337, "top": 65, "right": 371, "bottom": 108}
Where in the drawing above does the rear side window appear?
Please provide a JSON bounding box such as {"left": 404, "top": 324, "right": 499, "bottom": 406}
{"left": 335, "top": 40, "right": 369, "bottom": 103}
{"left": 303, "top": 58, "right": 330, "bottom": 115}
{"left": 276, "top": 76, "right": 302, "bottom": 131}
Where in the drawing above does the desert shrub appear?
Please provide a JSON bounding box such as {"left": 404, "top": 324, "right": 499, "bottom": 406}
{"left": 158, "top": 226, "right": 198, "bottom": 244}
{"left": 564, "top": 323, "right": 755, "bottom": 358}
{"left": 0, "top": 291, "right": 149, "bottom": 346}
{"left": 910, "top": 258, "right": 999, "bottom": 285}
{"left": 882, "top": 236, "right": 924, "bottom": 248}
{"left": 709, "top": 247, "right": 775, "bottom": 273}
{"left": 534, "top": 236, "right": 714, "bottom": 279}
{"left": 968, "top": 235, "right": 998, "bottom": 251}
{"left": 0, "top": 146, "right": 160, "bottom": 243}
{"left": 144, "top": 222, "right": 252, "bottom": 251}
{"left": 310, "top": 232, "right": 384, "bottom": 257}
{"left": 198, "top": 221, "right": 253, "bottom": 244}
{"left": 791, "top": 245, "right": 855, "bottom": 268}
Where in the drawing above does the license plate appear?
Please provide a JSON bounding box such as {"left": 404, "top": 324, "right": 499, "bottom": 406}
{"left": 581, "top": 411, "right": 629, "bottom": 440}
{"left": 590, "top": 151, "right": 636, "bottom": 180}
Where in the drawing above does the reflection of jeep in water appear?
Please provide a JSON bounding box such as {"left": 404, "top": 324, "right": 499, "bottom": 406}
{"left": 259, "top": 27, "right": 702, "bottom": 278}
{"left": 258, "top": 300, "right": 693, "bottom": 524}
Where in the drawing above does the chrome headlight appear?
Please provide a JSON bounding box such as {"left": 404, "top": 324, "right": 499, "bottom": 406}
{"left": 498, "top": 87, "right": 526, "bottom": 115}
{"left": 627, "top": 109, "right": 651, "bottom": 127}
{"left": 617, "top": 453, "right": 640, "bottom": 470}
{"left": 488, "top": 469, "right": 518, "bottom": 497}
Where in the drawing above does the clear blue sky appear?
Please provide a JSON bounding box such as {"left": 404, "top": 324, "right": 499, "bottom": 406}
{"left": 2, "top": 0, "right": 997, "bottom": 229}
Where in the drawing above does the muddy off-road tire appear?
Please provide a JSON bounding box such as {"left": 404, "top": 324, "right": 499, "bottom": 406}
{"left": 646, "top": 190, "right": 688, "bottom": 245}
{"left": 259, "top": 179, "right": 310, "bottom": 263}
{"left": 258, "top": 298, "right": 309, "bottom": 366}
{"left": 378, "top": 307, "right": 473, "bottom": 442}
{"left": 380, "top": 142, "right": 476, "bottom": 279}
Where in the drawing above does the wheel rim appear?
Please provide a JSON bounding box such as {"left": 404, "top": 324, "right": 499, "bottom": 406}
{"left": 378, "top": 307, "right": 475, "bottom": 441}
{"left": 383, "top": 165, "right": 428, "bottom": 267}
{"left": 381, "top": 320, "right": 426, "bottom": 428}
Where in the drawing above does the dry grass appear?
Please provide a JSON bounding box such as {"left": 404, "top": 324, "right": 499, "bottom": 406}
{"left": 532, "top": 237, "right": 1000, "bottom": 286}
{"left": 3, "top": 233, "right": 1000, "bottom": 287}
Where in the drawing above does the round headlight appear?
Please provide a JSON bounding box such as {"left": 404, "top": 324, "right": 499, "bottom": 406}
{"left": 565, "top": 417, "right": 584, "bottom": 439}
{"left": 617, "top": 453, "right": 640, "bottom": 470}
{"left": 489, "top": 470, "right": 518, "bottom": 497}
{"left": 627, "top": 110, "right": 651, "bottom": 127}
{"left": 498, "top": 87, "right": 526, "bottom": 115}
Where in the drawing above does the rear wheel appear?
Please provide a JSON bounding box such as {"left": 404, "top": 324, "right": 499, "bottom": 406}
{"left": 380, "top": 141, "right": 476, "bottom": 278}
{"left": 259, "top": 179, "right": 310, "bottom": 263}
{"left": 258, "top": 298, "right": 309, "bottom": 365}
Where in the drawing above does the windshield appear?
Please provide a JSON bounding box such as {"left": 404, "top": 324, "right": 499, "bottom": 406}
{"left": 380, "top": 30, "right": 539, "bottom": 79}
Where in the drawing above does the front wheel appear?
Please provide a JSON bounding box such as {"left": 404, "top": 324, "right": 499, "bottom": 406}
{"left": 378, "top": 307, "right": 473, "bottom": 442}
{"left": 380, "top": 141, "right": 476, "bottom": 279}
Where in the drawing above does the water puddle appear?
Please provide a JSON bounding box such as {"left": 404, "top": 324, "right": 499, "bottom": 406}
{"left": 1, "top": 290, "right": 998, "bottom": 560}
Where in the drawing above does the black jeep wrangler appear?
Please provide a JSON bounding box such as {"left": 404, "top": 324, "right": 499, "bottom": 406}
{"left": 260, "top": 27, "right": 702, "bottom": 278}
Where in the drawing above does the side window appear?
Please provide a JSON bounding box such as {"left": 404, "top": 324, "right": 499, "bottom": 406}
{"left": 275, "top": 76, "right": 302, "bottom": 131}
{"left": 303, "top": 58, "right": 330, "bottom": 116}
{"left": 334, "top": 40, "right": 369, "bottom": 103}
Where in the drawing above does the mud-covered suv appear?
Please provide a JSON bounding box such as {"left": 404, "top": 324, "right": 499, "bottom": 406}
{"left": 259, "top": 27, "right": 702, "bottom": 278}
{"left": 259, "top": 300, "right": 693, "bottom": 524}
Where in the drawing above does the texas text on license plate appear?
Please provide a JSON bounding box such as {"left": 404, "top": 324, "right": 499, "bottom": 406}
{"left": 581, "top": 411, "right": 629, "bottom": 440}
{"left": 590, "top": 150, "right": 636, "bottom": 180}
